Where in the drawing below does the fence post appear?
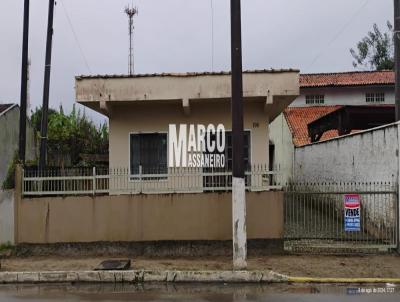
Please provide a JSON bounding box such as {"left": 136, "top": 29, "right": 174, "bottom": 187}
{"left": 139, "top": 165, "right": 143, "bottom": 193}
{"left": 93, "top": 167, "right": 96, "bottom": 195}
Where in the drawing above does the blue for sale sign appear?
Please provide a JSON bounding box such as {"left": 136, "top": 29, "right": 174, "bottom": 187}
{"left": 344, "top": 194, "right": 361, "bottom": 232}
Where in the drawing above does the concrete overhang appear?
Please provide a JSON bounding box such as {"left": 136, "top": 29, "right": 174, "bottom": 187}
{"left": 75, "top": 69, "right": 299, "bottom": 121}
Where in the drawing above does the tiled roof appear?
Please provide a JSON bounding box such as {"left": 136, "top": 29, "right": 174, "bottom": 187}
{"left": 76, "top": 69, "right": 299, "bottom": 79}
{"left": 284, "top": 106, "right": 343, "bottom": 146}
{"left": 300, "top": 70, "right": 394, "bottom": 88}
{"left": 0, "top": 103, "right": 16, "bottom": 116}
{"left": 77, "top": 69, "right": 393, "bottom": 87}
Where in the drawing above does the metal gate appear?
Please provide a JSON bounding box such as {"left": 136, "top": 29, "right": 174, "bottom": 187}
{"left": 284, "top": 182, "right": 399, "bottom": 253}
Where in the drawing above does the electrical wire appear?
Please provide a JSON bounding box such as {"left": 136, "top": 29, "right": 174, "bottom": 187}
{"left": 306, "top": 0, "right": 371, "bottom": 71}
{"left": 59, "top": 0, "right": 92, "bottom": 73}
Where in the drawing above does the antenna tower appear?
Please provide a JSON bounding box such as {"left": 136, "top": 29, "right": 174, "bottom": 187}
{"left": 125, "top": 5, "right": 138, "bottom": 75}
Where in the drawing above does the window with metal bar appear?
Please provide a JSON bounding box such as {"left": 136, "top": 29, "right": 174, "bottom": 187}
{"left": 366, "top": 92, "right": 385, "bottom": 103}
{"left": 203, "top": 131, "right": 251, "bottom": 189}
{"left": 305, "top": 95, "right": 325, "bottom": 105}
{"left": 130, "top": 133, "right": 168, "bottom": 178}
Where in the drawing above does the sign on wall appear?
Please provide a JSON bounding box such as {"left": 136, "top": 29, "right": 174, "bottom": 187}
{"left": 344, "top": 194, "right": 361, "bottom": 232}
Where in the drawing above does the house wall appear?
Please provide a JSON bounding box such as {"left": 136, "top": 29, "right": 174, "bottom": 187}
{"left": 292, "top": 86, "right": 394, "bottom": 107}
{"left": 16, "top": 191, "right": 283, "bottom": 244}
{"left": 269, "top": 113, "right": 294, "bottom": 184}
{"left": 0, "top": 106, "right": 37, "bottom": 185}
{"left": 294, "top": 122, "right": 399, "bottom": 183}
{"left": 109, "top": 100, "right": 270, "bottom": 169}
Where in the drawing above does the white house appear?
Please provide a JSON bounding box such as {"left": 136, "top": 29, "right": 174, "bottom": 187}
{"left": 293, "top": 70, "right": 394, "bottom": 107}
{"left": 269, "top": 70, "right": 395, "bottom": 184}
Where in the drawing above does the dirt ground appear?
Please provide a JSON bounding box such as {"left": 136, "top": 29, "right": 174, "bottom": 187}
{"left": 1, "top": 255, "right": 400, "bottom": 278}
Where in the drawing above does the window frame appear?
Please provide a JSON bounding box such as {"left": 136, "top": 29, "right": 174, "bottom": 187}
{"left": 203, "top": 129, "right": 252, "bottom": 190}
{"left": 305, "top": 94, "right": 325, "bottom": 105}
{"left": 129, "top": 132, "right": 168, "bottom": 180}
{"left": 366, "top": 92, "right": 385, "bottom": 103}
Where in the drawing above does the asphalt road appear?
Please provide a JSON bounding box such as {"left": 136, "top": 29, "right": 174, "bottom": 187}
{"left": 0, "top": 283, "right": 398, "bottom": 301}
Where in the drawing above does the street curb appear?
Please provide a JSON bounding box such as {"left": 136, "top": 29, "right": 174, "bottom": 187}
{"left": 2, "top": 270, "right": 400, "bottom": 284}
{"left": 288, "top": 277, "right": 400, "bottom": 284}
{"left": 0, "top": 270, "right": 288, "bottom": 284}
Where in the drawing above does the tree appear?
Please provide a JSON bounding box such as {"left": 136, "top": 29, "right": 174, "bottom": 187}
{"left": 350, "top": 22, "right": 394, "bottom": 71}
{"left": 30, "top": 105, "right": 109, "bottom": 167}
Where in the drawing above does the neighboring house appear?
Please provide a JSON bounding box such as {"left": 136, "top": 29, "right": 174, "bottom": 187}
{"left": 307, "top": 105, "right": 394, "bottom": 143}
{"left": 75, "top": 70, "right": 299, "bottom": 192}
{"left": 0, "top": 104, "right": 37, "bottom": 185}
{"left": 270, "top": 70, "right": 395, "bottom": 184}
{"left": 294, "top": 70, "right": 394, "bottom": 107}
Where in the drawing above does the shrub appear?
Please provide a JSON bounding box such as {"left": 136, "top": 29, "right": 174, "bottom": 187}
{"left": 2, "top": 152, "right": 19, "bottom": 190}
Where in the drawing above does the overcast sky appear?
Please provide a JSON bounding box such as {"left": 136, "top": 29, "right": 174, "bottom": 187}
{"left": 0, "top": 0, "right": 393, "bottom": 123}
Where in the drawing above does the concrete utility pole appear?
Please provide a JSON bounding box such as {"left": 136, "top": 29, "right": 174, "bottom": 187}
{"left": 230, "top": 0, "right": 247, "bottom": 270}
{"left": 395, "top": 0, "right": 400, "bottom": 121}
{"left": 39, "top": 0, "right": 56, "bottom": 170}
{"left": 19, "top": 0, "right": 30, "bottom": 163}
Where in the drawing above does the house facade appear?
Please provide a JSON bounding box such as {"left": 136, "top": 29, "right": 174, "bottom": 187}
{"left": 5, "top": 70, "right": 300, "bottom": 247}
{"left": 269, "top": 70, "right": 395, "bottom": 184}
{"left": 75, "top": 70, "right": 299, "bottom": 193}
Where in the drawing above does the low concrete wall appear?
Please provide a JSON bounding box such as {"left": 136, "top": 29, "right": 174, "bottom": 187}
{"left": 293, "top": 123, "right": 400, "bottom": 239}
{"left": 0, "top": 190, "right": 15, "bottom": 244}
{"left": 294, "top": 122, "right": 400, "bottom": 183}
{"left": 17, "top": 191, "right": 283, "bottom": 244}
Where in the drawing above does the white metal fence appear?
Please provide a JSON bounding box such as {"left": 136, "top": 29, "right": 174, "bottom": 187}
{"left": 284, "top": 182, "right": 399, "bottom": 253}
{"left": 22, "top": 166, "right": 280, "bottom": 196}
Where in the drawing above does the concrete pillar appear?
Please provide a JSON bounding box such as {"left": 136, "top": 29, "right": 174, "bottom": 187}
{"left": 14, "top": 164, "right": 23, "bottom": 245}
{"left": 182, "top": 98, "right": 190, "bottom": 115}
{"left": 232, "top": 177, "right": 247, "bottom": 270}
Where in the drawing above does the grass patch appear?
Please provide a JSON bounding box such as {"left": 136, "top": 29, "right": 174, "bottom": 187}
{"left": 0, "top": 242, "right": 15, "bottom": 253}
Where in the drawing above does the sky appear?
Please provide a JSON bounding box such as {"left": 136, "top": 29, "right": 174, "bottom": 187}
{"left": 0, "top": 0, "right": 393, "bottom": 124}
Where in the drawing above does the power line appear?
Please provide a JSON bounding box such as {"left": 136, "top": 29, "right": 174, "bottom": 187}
{"left": 59, "top": 0, "right": 92, "bottom": 73}
{"left": 306, "top": 0, "right": 371, "bottom": 71}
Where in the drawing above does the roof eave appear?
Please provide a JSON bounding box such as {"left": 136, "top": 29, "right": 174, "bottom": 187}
{"left": 300, "top": 83, "right": 395, "bottom": 89}
{"left": 0, "top": 104, "right": 18, "bottom": 117}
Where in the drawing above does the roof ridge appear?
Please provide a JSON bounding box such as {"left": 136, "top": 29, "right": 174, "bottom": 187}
{"left": 286, "top": 105, "right": 342, "bottom": 110}
{"left": 300, "top": 70, "right": 393, "bottom": 76}
{"left": 75, "top": 69, "right": 300, "bottom": 79}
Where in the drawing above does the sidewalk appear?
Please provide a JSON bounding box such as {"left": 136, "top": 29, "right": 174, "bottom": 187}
{"left": 1, "top": 255, "right": 400, "bottom": 279}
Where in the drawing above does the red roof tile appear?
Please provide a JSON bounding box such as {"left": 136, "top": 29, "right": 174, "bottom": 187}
{"left": 300, "top": 70, "right": 394, "bottom": 88}
{"left": 284, "top": 106, "right": 343, "bottom": 146}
